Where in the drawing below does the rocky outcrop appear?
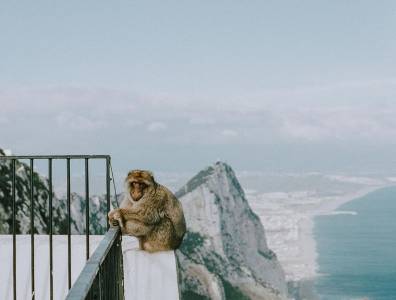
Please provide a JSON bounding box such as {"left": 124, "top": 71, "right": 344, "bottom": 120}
{"left": 175, "top": 162, "right": 287, "bottom": 300}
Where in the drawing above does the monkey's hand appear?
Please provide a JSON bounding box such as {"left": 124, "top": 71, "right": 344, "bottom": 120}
{"left": 108, "top": 209, "right": 124, "bottom": 228}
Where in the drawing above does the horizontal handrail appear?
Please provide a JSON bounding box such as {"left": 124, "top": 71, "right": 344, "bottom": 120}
{"left": 0, "top": 155, "right": 110, "bottom": 159}
{"left": 66, "top": 227, "right": 124, "bottom": 300}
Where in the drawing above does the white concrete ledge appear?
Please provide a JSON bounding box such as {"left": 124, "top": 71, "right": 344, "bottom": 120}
{"left": 0, "top": 235, "right": 103, "bottom": 300}
{"left": 122, "top": 236, "right": 180, "bottom": 300}
{"left": 0, "top": 235, "right": 180, "bottom": 300}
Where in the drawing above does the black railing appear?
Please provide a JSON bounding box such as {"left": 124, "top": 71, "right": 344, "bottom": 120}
{"left": 0, "top": 154, "right": 115, "bottom": 300}
{"left": 66, "top": 227, "right": 124, "bottom": 300}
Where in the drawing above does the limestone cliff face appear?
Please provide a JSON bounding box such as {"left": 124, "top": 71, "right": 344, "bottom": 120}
{"left": 175, "top": 162, "right": 287, "bottom": 300}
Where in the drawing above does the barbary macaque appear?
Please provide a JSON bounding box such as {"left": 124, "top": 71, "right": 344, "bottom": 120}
{"left": 108, "top": 170, "right": 186, "bottom": 252}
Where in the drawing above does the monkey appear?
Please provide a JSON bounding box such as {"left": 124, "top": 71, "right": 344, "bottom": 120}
{"left": 108, "top": 170, "right": 186, "bottom": 252}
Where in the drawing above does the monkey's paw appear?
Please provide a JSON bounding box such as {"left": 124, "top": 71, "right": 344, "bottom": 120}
{"left": 108, "top": 209, "right": 124, "bottom": 228}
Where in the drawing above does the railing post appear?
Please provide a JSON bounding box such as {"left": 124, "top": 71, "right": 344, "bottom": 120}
{"left": 30, "top": 159, "right": 35, "bottom": 300}
{"left": 106, "top": 157, "right": 111, "bottom": 230}
{"left": 85, "top": 158, "right": 90, "bottom": 260}
{"left": 67, "top": 158, "right": 72, "bottom": 289}
{"left": 12, "top": 159, "right": 16, "bottom": 300}
{"left": 48, "top": 158, "right": 54, "bottom": 300}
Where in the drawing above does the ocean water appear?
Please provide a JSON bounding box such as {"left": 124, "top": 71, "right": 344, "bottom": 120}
{"left": 314, "top": 186, "right": 396, "bottom": 300}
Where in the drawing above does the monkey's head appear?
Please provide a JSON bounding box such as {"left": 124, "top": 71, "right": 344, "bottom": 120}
{"left": 125, "top": 170, "right": 157, "bottom": 202}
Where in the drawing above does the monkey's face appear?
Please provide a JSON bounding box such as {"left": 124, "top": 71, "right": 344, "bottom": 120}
{"left": 126, "top": 170, "right": 156, "bottom": 202}
{"left": 130, "top": 181, "right": 147, "bottom": 201}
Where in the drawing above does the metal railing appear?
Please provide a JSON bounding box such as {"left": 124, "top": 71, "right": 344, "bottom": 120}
{"left": 0, "top": 154, "right": 114, "bottom": 300}
{"left": 66, "top": 227, "right": 124, "bottom": 300}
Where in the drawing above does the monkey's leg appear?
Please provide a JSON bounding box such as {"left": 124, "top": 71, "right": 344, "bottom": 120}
{"left": 123, "top": 219, "right": 153, "bottom": 237}
{"left": 142, "top": 219, "right": 178, "bottom": 252}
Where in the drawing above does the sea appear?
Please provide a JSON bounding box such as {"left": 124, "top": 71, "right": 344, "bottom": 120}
{"left": 314, "top": 186, "right": 396, "bottom": 300}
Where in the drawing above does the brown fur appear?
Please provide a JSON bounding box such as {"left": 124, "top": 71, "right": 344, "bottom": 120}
{"left": 108, "top": 170, "right": 186, "bottom": 252}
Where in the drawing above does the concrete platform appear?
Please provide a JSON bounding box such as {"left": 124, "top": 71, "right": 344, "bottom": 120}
{"left": 0, "top": 234, "right": 180, "bottom": 300}
{"left": 122, "top": 236, "right": 180, "bottom": 300}
{"left": 0, "top": 235, "right": 103, "bottom": 300}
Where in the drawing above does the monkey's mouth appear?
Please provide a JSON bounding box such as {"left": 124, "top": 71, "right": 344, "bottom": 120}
{"left": 131, "top": 192, "right": 143, "bottom": 202}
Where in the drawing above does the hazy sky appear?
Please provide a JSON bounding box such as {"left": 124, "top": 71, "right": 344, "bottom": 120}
{"left": 1, "top": 1, "right": 396, "bottom": 174}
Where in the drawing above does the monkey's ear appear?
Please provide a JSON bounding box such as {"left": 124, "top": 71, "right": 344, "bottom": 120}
{"left": 146, "top": 170, "right": 156, "bottom": 182}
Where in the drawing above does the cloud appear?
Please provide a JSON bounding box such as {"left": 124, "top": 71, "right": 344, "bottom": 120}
{"left": 221, "top": 129, "right": 239, "bottom": 138}
{"left": 55, "top": 112, "right": 106, "bottom": 131}
{"left": 2, "top": 82, "right": 396, "bottom": 152}
{"left": 189, "top": 116, "right": 216, "bottom": 125}
{"left": 278, "top": 106, "right": 396, "bottom": 142}
{"left": 0, "top": 116, "right": 8, "bottom": 124}
{"left": 125, "top": 119, "right": 143, "bottom": 128}
{"left": 146, "top": 121, "right": 167, "bottom": 132}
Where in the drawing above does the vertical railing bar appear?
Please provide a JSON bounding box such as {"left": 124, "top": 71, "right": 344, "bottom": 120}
{"left": 12, "top": 159, "right": 17, "bottom": 300}
{"left": 48, "top": 158, "right": 54, "bottom": 300}
{"left": 30, "top": 159, "right": 35, "bottom": 300}
{"left": 120, "top": 232, "right": 124, "bottom": 300}
{"left": 106, "top": 157, "right": 111, "bottom": 230}
{"left": 67, "top": 158, "right": 71, "bottom": 289}
{"left": 85, "top": 158, "right": 90, "bottom": 260}
{"left": 99, "top": 266, "right": 103, "bottom": 300}
{"left": 116, "top": 238, "right": 118, "bottom": 299}
{"left": 114, "top": 243, "right": 117, "bottom": 298}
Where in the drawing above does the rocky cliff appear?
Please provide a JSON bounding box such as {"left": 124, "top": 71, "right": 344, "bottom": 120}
{"left": 175, "top": 162, "right": 287, "bottom": 300}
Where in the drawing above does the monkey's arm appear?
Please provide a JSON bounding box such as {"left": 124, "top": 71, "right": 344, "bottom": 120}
{"left": 120, "top": 206, "right": 164, "bottom": 225}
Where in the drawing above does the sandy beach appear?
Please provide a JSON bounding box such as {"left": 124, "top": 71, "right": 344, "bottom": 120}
{"left": 300, "top": 186, "right": 387, "bottom": 278}
{"left": 246, "top": 179, "right": 390, "bottom": 282}
{"left": 313, "top": 186, "right": 385, "bottom": 216}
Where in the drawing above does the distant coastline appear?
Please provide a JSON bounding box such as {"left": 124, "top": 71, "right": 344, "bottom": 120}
{"left": 306, "top": 185, "right": 387, "bottom": 278}
{"left": 246, "top": 180, "right": 391, "bottom": 281}
{"left": 313, "top": 186, "right": 386, "bottom": 216}
{"left": 313, "top": 185, "right": 396, "bottom": 299}
{"left": 287, "top": 186, "right": 388, "bottom": 300}
{"left": 235, "top": 172, "right": 396, "bottom": 299}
